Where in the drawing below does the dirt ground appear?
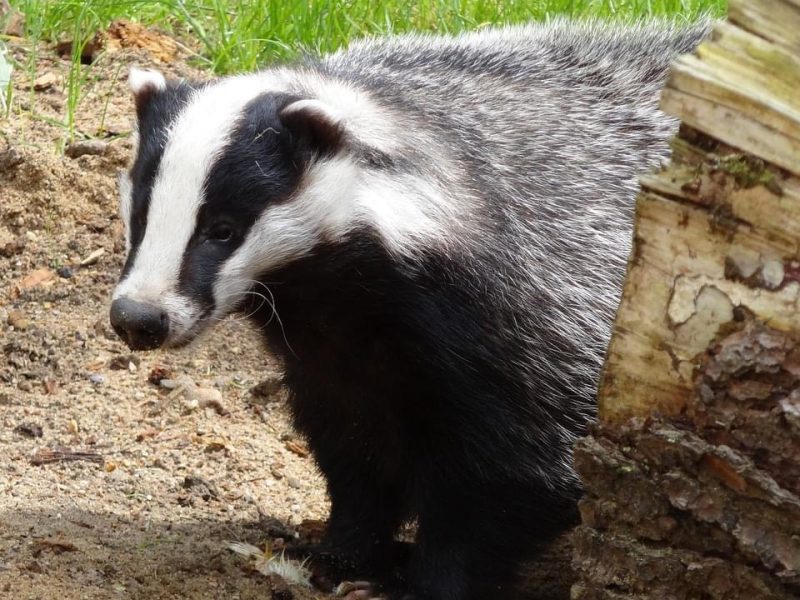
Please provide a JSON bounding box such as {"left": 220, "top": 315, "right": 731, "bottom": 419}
{"left": 1, "top": 26, "right": 334, "bottom": 600}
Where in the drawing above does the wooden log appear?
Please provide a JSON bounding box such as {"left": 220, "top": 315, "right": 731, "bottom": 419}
{"left": 574, "top": 0, "right": 800, "bottom": 597}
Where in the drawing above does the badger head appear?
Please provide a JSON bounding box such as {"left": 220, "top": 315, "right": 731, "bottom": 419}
{"left": 110, "top": 67, "right": 449, "bottom": 351}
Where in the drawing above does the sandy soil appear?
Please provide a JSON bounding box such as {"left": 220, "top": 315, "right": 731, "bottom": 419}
{"left": 1, "top": 25, "right": 332, "bottom": 600}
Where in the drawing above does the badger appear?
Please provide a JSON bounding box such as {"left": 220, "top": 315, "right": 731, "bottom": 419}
{"left": 109, "top": 19, "right": 710, "bottom": 600}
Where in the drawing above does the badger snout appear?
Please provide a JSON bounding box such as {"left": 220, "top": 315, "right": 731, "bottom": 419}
{"left": 110, "top": 297, "right": 170, "bottom": 351}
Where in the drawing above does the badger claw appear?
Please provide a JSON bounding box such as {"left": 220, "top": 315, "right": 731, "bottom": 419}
{"left": 336, "top": 580, "right": 383, "bottom": 599}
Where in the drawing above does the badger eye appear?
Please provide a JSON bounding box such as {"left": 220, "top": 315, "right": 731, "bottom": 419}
{"left": 207, "top": 224, "right": 234, "bottom": 243}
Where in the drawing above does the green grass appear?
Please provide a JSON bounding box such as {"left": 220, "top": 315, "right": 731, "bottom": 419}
{"left": 8, "top": 0, "right": 725, "bottom": 73}
{"left": 2, "top": 0, "right": 727, "bottom": 144}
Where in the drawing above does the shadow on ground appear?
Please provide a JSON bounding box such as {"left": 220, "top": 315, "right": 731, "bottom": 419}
{"left": 0, "top": 508, "right": 323, "bottom": 599}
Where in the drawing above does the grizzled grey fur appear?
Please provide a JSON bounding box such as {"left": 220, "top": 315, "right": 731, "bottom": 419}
{"left": 111, "top": 19, "right": 711, "bottom": 600}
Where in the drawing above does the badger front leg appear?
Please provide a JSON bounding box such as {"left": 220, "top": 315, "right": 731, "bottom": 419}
{"left": 322, "top": 469, "right": 404, "bottom": 579}
{"left": 391, "top": 482, "right": 538, "bottom": 600}
{"left": 286, "top": 420, "right": 407, "bottom": 590}
{"left": 286, "top": 466, "right": 405, "bottom": 591}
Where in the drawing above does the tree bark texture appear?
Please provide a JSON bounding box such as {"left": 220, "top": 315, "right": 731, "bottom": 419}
{"left": 573, "top": 1, "right": 800, "bottom": 598}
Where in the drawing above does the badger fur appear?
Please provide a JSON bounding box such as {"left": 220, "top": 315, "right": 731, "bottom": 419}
{"left": 110, "top": 20, "right": 710, "bottom": 600}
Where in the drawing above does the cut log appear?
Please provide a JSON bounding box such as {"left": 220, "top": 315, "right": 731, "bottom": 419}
{"left": 574, "top": 0, "right": 800, "bottom": 597}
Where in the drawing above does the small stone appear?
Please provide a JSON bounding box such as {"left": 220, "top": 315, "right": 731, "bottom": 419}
{"left": 250, "top": 377, "right": 283, "bottom": 402}
{"left": 0, "top": 147, "right": 23, "bottom": 173}
{"left": 56, "top": 266, "right": 74, "bottom": 279}
{"left": 287, "top": 477, "right": 302, "bottom": 489}
{"left": 108, "top": 354, "right": 141, "bottom": 370}
{"left": 159, "top": 378, "right": 182, "bottom": 390}
{"left": 181, "top": 397, "right": 199, "bottom": 413}
{"left": 204, "top": 439, "right": 227, "bottom": 453}
{"left": 13, "top": 423, "right": 43, "bottom": 438}
{"left": 32, "top": 72, "right": 58, "bottom": 91}
{"left": 65, "top": 140, "right": 108, "bottom": 159}
{"left": 182, "top": 476, "right": 218, "bottom": 501}
{"left": 17, "top": 380, "right": 33, "bottom": 392}
{"left": 7, "top": 309, "right": 30, "bottom": 330}
{"left": 0, "top": 236, "right": 26, "bottom": 258}
{"left": 189, "top": 385, "right": 223, "bottom": 405}
{"left": 88, "top": 373, "right": 105, "bottom": 385}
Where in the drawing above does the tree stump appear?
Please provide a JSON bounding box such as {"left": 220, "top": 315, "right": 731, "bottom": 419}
{"left": 573, "top": 1, "right": 800, "bottom": 598}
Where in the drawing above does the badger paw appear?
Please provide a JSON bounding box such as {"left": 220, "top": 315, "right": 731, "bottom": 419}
{"left": 335, "top": 581, "right": 419, "bottom": 600}
{"left": 283, "top": 544, "right": 360, "bottom": 592}
{"left": 335, "top": 580, "right": 383, "bottom": 599}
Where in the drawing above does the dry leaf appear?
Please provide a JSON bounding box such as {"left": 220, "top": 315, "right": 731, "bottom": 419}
{"left": 79, "top": 248, "right": 105, "bottom": 266}
{"left": 285, "top": 440, "right": 310, "bottom": 458}
{"left": 18, "top": 268, "right": 56, "bottom": 290}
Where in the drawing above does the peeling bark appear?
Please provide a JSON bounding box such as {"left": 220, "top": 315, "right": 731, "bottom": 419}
{"left": 575, "top": 319, "right": 800, "bottom": 598}
{"left": 573, "top": 1, "right": 800, "bottom": 597}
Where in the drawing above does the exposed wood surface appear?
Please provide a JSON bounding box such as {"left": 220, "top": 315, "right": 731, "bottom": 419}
{"left": 574, "top": 0, "right": 800, "bottom": 598}
{"left": 599, "top": 1, "right": 800, "bottom": 422}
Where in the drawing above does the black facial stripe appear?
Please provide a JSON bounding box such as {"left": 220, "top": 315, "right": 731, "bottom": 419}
{"left": 176, "top": 92, "right": 303, "bottom": 312}
{"left": 121, "top": 81, "right": 197, "bottom": 278}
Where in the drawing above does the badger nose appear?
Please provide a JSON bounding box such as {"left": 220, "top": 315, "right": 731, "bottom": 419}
{"left": 110, "top": 298, "right": 169, "bottom": 351}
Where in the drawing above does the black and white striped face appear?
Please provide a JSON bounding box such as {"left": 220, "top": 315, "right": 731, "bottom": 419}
{"left": 110, "top": 69, "right": 346, "bottom": 350}
{"left": 110, "top": 68, "right": 447, "bottom": 351}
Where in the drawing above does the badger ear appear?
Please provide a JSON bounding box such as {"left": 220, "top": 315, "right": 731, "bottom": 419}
{"left": 279, "top": 99, "right": 344, "bottom": 158}
{"left": 128, "top": 67, "right": 167, "bottom": 115}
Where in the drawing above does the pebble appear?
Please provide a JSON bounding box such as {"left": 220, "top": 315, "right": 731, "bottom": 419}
{"left": 0, "top": 236, "right": 26, "bottom": 258}
{"left": 287, "top": 477, "right": 302, "bottom": 489}
{"left": 32, "top": 72, "right": 58, "bottom": 91}
{"left": 88, "top": 373, "right": 105, "bottom": 385}
{"left": 65, "top": 140, "right": 108, "bottom": 159}
{"left": 109, "top": 354, "right": 141, "bottom": 371}
{"left": 7, "top": 309, "right": 30, "bottom": 330}
{"left": 56, "top": 266, "right": 74, "bottom": 279}
{"left": 159, "top": 378, "right": 182, "bottom": 390}
{"left": 107, "top": 468, "right": 129, "bottom": 483}
{"left": 250, "top": 377, "right": 283, "bottom": 401}
{"left": 13, "top": 423, "right": 43, "bottom": 438}
{"left": 0, "top": 147, "right": 23, "bottom": 172}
